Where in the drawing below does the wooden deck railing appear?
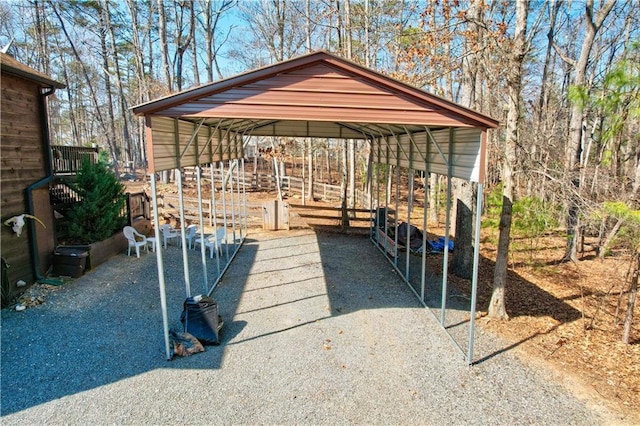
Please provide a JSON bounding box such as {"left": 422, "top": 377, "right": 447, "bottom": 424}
{"left": 51, "top": 145, "right": 99, "bottom": 175}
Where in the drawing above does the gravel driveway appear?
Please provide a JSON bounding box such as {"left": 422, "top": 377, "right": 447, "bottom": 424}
{"left": 1, "top": 229, "right": 617, "bottom": 424}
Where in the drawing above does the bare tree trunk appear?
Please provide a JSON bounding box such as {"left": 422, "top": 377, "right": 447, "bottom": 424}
{"left": 126, "top": 0, "right": 147, "bottom": 98}
{"left": 174, "top": 1, "right": 193, "bottom": 91}
{"left": 190, "top": 2, "right": 199, "bottom": 86}
{"left": 157, "top": 0, "right": 172, "bottom": 91}
{"left": 33, "top": 0, "right": 49, "bottom": 74}
{"left": 622, "top": 251, "right": 639, "bottom": 344}
{"left": 386, "top": 166, "right": 393, "bottom": 206}
{"left": 364, "top": 144, "right": 373, "bottom": 209}
{"left": 275, "top": 0, "right": 285, "bottom": 61}
{"left": 341, "top": 140, "right": 349, "bottom": 230}
{"left": 364, "top": 0, "right": 370, "bottom": 67}
{"left": 125, "top": 0, "right": 148, "bottom": 167}
{"left": 452, "top": 179, "right": 475, "bottom": 279}
{"left": 307, "top": 139, "right": 314, "bottom": 200}
{"left": 305, "top": 0, "right": 312, "bottom": 52}
{"left": 157, "top": 0, "right": 171, "bottom": 183}
{"left": 98, "top": 4, "right": 120, "bottom": 173}
{"left": 429, "top": 173, "right": 438, "bottom": 223}
{"left": 489, "top": 0, "right": 529, "bottom": 320}
{"left": 451, "top": 0, "right": 483, "bottom": 279}
{"left": 201, "top": 0, "right": 215, "bottom": 81}
{"left": 146, "top": 0, "right": 155, "bottom": 75}
{"left": 326, "top": 147, "right": 333, "bottom": 185}
{"left": 103, "top": 0, "right": 134, "bottom": 169}
{"left": 344, "top": 0, "right": 352, "bottom": 59}
{"left": 253, "top": 139, "right": 258, "bottom": 187}
{"left": 349, "top": 139, "right": 355, "bottom": 209}
{"left": 53, "top": 45, "right": 79, "bottom": 144}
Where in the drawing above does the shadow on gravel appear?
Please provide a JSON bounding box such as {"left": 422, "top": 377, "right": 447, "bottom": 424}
{"left": 0, "top": 230, "right": 583, "bottom": 416}
{"left": 0, "top": 241, "right": 257, "bottom": 416}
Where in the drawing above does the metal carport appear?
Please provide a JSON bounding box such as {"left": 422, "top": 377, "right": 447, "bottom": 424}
{"left": 132, "top": 50, "right": 499, "bottom": 362}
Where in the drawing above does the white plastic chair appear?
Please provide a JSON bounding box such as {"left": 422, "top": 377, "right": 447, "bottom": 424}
{"left": 184, "top": 224, "right": 198, "bottom": 250}
{"left": 195, "top": 227, "right": 226, "bottom": 259}
{"left": 160, "top": 224, "right": 179, "bottom": 248}
{"left": 123, "top": 226, "right": 148, "bottom": 258}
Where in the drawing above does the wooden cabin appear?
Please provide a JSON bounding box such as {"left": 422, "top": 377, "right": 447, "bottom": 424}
{"left": 0, "top": 52, "right": 65, "bottom": 300}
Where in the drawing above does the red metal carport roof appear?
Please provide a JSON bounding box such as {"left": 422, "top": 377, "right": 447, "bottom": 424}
{"left": 132, "top": 50, "right": 499, "bottom": 181}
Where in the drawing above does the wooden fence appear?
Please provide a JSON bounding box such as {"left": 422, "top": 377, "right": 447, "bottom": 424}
{"left": 181, "top": 166, "right": 368, "bottom": 204}
{"left": 166, "top": 167, "right": 374, "bottom": 230}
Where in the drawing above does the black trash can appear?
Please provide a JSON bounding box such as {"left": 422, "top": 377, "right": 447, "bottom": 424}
{"left": 52, "top": 247, "right": 88, "bottom": 278}
{"left": 181, "top": 295, "right": 224, "bottom": 345}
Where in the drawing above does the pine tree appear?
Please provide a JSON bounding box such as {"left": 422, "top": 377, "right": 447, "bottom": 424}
{"left": 66, "top": 158, "right": 127, "bottom": 244}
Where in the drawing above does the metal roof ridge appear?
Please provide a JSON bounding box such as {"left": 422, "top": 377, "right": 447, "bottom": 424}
{"left": 132, "top": 49, "right": 499, "bottom": 129}
{"left": 131, "top": 50, "right": 335, "bottom": 114}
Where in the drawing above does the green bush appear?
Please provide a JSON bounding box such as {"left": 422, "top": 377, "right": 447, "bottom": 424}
{"left": 483, "top": 184, "right": 560, "bottom": 238}
{"left": 65, "top": 158, "right": 127, "bottom": 244}
{"left": 482, "top": 184, "right": 506, "bottom": 229}
{"left": 512, "top": 196, "right": 560, "bottom": 238}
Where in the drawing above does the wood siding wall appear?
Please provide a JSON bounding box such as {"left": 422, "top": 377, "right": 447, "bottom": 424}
{"left": 1, "top": 73, "right": 52, "bottom": 292}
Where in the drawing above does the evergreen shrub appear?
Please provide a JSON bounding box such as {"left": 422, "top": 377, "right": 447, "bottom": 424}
{"left": 65, "top": 157, "right": 127, "bottom": 244}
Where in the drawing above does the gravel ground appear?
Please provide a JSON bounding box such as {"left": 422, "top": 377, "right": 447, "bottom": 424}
{"left": 1, "top": 229, "right": 618, "bottom": 424}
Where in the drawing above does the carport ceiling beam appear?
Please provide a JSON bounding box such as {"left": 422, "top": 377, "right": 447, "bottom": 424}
{"left": 335, "top": 122, "right": 374, "bottom": 140}
{"left": 212, "top": 119, "right": 237, "bottom": 158}
{"left": 199, "top": 118, "right": 223, "bottom": 158}
{"left": 179, "top": 118, "right": 205, "bottom": 161}
{"left": 236, "top": 119, "right": 281, "bottom": 134}
{"left": 352, "top": 123, "right": 391, "bottom": 139}
{"left": 402, "top": 126, "right": 427, "bottom": 164}
{"left": 424, "top": 126, "right": 449, "bottom": 164}
{"left": 385, "top": 125, "right": 411, "bottom": 166}
{"left": 370, "top": 127, "right": 398, "bottom": 163}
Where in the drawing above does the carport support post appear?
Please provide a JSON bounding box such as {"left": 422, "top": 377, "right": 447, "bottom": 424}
{"left": 210, "top": 164, "right": 221, "bottom": 276}
{"left": 421, "top": 167, "right": 429, "bottom": 302}
{"left": 151, "top": 173, "right": 171, "bottom": 360}
{"left": 176, "top": 169, "right": 191, "bottom": 297}
{"left": 221, "top": 161, "right": 230, "bottom": 259}
{"left": 196, "top": 165, "right": 209, "bottom": 294}
{"left": 406, "top": 168, "right": 414, "bottom": 281}
{"left": 229, "top": 160, "right": 237, "bottom": 251}
{"left": 394, "top": 165, "right": 400, "bottom": 266}
{"left": 235, "top": 158, "right": 242, "bottom": 239}
{"left": 467, "top": 182, "right": 484, "bottom": 365}
{"left": 440, "top": 137, "right": 453, "bottom": 326}
{"left": 242, "top": 158, "right": 248, "bottom": 235}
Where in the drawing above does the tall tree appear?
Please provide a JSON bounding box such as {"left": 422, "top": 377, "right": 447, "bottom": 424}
{"left": 489, "top": 0, "right": 531, "bottom": 320}
{"left": 198, "top": 0, "right": 236, "bottom": 82}
{"left": 157, "top": 0, "right": 172, "bottom": 91}
{"left": 561, "top": 0, "right": 617, "bottom": 261}
{"left": 173, "top": 0, "right": 193, "bottom": 91}
{"left": 452, "top": 0, "right": 483, "bottom": 279}
{"left": 97, "top": 1, "right": 119, "bottom": 173}
{"left": 49, "top": 1, "right": 119, "bottom": 168}
{"left": 103, "top": 0, "right": 135, "bottom": 168}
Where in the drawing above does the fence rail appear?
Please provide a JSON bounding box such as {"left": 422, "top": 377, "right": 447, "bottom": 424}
{"left": 155, "top": 167, "right": 375, "bottom": 231}
{"left": 181, "top": 166, "right": 369, "bottom": 206}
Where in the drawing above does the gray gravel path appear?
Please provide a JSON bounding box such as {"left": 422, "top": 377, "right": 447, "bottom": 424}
{"left": 1, "top": 229, "right": 617, "bottom": 424}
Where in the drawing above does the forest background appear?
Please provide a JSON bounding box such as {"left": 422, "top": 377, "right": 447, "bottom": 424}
{"left": 1, "top": 0, "right": 639, "bottom": 409}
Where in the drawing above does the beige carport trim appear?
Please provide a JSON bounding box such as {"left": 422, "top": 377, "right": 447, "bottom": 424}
{"left": 132, "top": 50, "right": 499, "bottom": 363}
